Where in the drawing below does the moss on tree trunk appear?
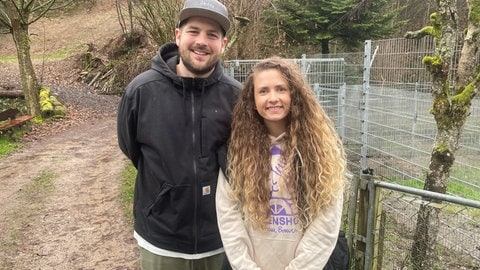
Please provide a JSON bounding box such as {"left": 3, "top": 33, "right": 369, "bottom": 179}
{"left": 4, "top": 1, "right": 41, "bottom": 117}
{"left": 405, "top": 0, "right": 479, "bottom": 269}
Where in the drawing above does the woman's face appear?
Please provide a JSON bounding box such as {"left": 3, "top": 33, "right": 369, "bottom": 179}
{"left": 253, "top": 68, "right": 292, "bottom": 136}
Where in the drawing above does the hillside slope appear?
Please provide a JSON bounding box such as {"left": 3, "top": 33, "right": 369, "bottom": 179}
{"left": 0, "top": 0, "right": 121, "bottom": 57}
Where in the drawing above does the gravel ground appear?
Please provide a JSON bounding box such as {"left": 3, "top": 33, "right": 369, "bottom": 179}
{"left": 0, "top": 57, "right": 121, "bottom": 141}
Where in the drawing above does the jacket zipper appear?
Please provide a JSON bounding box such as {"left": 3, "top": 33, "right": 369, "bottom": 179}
{"left": 191, "top": 90, "right": 198, "bottom": 253}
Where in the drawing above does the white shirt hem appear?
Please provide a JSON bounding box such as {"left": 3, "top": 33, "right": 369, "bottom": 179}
{"left": 134, "top": 231, "right": 224, "bottom": 260}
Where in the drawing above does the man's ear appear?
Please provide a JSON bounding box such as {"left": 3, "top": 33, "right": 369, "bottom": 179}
{"left": 175, "top": 28, "right": 181, "bottom": 46}
{"left": 221, "top": 37, "right": 228, "bottom": 54}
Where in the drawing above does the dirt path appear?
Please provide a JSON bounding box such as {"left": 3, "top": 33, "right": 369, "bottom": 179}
{"left": 0, "top": 1, "right": 142, "bottom": 268}
{"left": 0, "top": 116, "right": 139, "bottom": 269}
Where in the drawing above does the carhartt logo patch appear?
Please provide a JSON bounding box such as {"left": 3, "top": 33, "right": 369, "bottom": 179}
{"left": 202, "top": 185, "right": 211, "bottom": 196}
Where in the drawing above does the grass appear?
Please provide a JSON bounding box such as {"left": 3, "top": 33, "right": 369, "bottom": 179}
{"left": 0, "top": 98, "right": 37, "bottom": 156}
{"left": 0, "top": 121, "right": 34, "bottom": 157}
{"left": 120, "top": 163, "right": 136, "bottom": 224}
{"left": 400, "top": 178, "right": 480, "bottom": 201}
{"left": 451, "top": 163, "right": 480, "bottom": 187}
{"left": 0, "top": 136, "right": 20, "bottom": 156}
{"left": 391, "top": 176, "right": 480, "bottom": 223}
{"left": 0, "top": 56, "right": 18, "bottom": 63}
{"left": 20, "top": 171, "right": 56, "bottom": 198}
{"left": 0, "top": 49, "right": 74, "bottom": 63}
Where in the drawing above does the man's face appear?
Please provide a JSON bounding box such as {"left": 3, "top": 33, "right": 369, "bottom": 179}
{"left": 175, "top": 16, "right": 228, "bottom": 78}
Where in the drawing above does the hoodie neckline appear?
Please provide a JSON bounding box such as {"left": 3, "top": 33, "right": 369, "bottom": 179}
{"left": 153, "top": 42, "right": 223, "bottom": 88}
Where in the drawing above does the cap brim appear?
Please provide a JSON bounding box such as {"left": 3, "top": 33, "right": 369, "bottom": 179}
{"left": 179, "top": 8, "right": 230, "bottom": 33}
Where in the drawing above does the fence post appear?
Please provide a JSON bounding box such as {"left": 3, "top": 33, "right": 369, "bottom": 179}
{"left": 300, "top": 54, "right": 307, "bottom": 75}
{"left": 355, "top": 175, "right": 383, "bottom": 270}
{"left": 364, "top": 175, "right": 376, "bottom": 270}
{"left": 354, "top": 176, "right": 368, "bottom": 270}
{"left": 360, "top": 40, "right": 372, "bottom": 172}
{"left": 370, "top": 178, "right": 384, "bottom": 270}
{"left": 338, "top": 82, "right": 346, "bottom": 139}
{"left": 228, "top": 60, "right": 237, "bottom": 79}
{"left": 347, "top": 174, "right": 360, "bottom": 268}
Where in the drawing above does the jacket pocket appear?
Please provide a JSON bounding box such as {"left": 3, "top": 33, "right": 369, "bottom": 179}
{"left": 143, "top": 182, "right": 193, "bottom": 239}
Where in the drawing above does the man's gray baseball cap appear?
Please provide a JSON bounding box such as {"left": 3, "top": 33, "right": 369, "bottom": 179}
{"left": 179, "top": 0, "right": 231, "bottom": 34}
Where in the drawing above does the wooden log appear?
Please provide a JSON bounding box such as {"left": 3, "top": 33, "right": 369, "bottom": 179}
{"left": 0, "top": 89, "right": 24, "bottom": 98}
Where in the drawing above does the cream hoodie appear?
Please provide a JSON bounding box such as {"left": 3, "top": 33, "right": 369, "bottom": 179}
{"left": 216, "top": 134, "right": 343, "bottom": 270}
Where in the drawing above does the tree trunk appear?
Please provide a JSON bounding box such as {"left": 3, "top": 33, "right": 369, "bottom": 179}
{"left": 409, "top": 0, "right": 479, "bottom": 268}
{"left": 321, "top": 39, "right": 330, "bottom": 54}
{"left": 4, "top": 1, "right": 41, "bottom": 117}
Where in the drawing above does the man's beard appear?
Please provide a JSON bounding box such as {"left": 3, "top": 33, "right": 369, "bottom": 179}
{"left": 179, "top": 46, "right": 217, "bottom": 77}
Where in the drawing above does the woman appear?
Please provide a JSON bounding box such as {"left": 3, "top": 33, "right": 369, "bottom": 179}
{"left": 216, "top": 57, "right": 347, "bottom": 270}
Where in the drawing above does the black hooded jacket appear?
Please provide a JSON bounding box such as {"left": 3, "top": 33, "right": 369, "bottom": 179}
{"left": 117, "top": 42, "right": 240, "bottom": 254}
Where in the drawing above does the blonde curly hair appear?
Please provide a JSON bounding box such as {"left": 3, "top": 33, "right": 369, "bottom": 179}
{"left": 227, "top": 57, "right": 346, "bottom": 230}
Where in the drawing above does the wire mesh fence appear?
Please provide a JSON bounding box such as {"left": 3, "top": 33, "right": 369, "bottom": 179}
{"left": 349, "top": 177, "right": 480, "bottom": 269}
{"left": 382, "top": 194, "right": 479, "bottom": 269}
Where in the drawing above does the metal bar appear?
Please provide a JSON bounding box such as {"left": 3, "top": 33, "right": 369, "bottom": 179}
{"left": 374, "top": 180, "right": 480, "bottom": 209}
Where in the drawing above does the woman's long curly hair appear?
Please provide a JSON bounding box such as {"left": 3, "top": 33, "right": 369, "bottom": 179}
{"left": 227, "top": 57, "right": 346, "bottom": 231}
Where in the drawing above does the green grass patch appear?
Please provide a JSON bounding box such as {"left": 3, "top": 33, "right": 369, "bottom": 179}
{"left": 20, "top": 171, "right": 56, "bottom": 198}
{"left": 0, "top": 49, "right": 74, "bottom": 63}
{"left": 451, "top": 163, "right": 480, "bottom": 187}
{"left": 33, "top": 50, "right": 72, "bottom": 61}
{"left": 391, "top": 174, "right": 480, "bottom": 201}
{"left": 0, "top": 136, "right": 20, "bottom": 156}
{"left": 0, "top": 98, "right": 38, "bottom": 155}
{"left": 0, "top": 56, "right": 18, "bottom": 63}
{"left": 120, "top": 163, "right": 136, "bottom": 224}
{"left": 400, "top": 178, "right": 480, "bottom": 201}
{"left": 446, "top": 180, "right": 480, "bottom": 201}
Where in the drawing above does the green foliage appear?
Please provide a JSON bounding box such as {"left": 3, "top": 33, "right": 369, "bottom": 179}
{"left": 0, "top": 136, "right": 20, "bottom": 156}
{"left": 264, "top": 0, "right": 406, "bottom": 54}
{"left": 468, "top": 0, "right": 480, "bottom": 25}
{"left": 0, "top": 98, "right": 28, "bottom": 114}
{"left": 264, "top": 0, "right": 332, "bottom": 46}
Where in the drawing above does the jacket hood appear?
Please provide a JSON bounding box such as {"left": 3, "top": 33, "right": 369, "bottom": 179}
{"left": 151, "top": 42, "right": 226, "bottom": 88}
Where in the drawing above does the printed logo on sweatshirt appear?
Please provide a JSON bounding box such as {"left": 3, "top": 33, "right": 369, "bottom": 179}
{"left": 268, "top": 145, "right": 299, "bottom": 234}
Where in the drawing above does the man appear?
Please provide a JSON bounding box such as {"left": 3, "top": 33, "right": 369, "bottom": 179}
{"left": 117, "top": 0, "right": 240, "bottom": 269}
